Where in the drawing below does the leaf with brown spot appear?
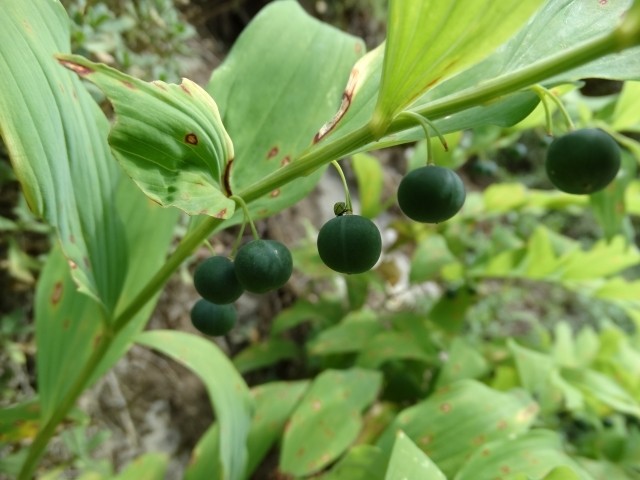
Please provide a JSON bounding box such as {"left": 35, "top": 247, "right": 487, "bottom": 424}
{"left": 57, "top": 54, "right": 235, "bottom": 219}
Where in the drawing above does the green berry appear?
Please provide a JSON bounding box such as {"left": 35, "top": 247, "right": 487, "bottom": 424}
{"left": 193, "top": 256, "right": 244, "bottom": 304}
{"left": 190, "top": 299, "right": 236, "bottom": 336}
{"left": 397, "top": 165, "right": 466, "bottom": 223}
{"left": 234, "top": 239, "right": 293, "bottom": 293}
{"left": 545, "top": 128, "right": 620, "bottom": 194}
{"left": 317, "top": 214, "right": 382, "bottom": 274}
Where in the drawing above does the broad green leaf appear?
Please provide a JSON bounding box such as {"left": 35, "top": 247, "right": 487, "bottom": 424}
{"left": 185, "top": 381, "right": 309, "bottom": 480}
{"left": 558, "top": 236, "right": 640, "bottom": 281}
{"left": 308, "top": 309, "right": 384, "bottom": 356}
{"left": 233, "top": 338, "right": 300, "bottom": 374}
{"left": 114, "top": 453, "right": 168, "bottom": 480}
{"left": 385, "top": 431, "right": 446, "bottom": 480}
{"left": 136, "top": 330, "right": 252, "bottom": 480}
{"left": 207, "top": 0, "right": 364, "bottom": 220}
{"left": 0, "top": 401, "right": 40, "bottom": 443}
{"left": 351, "top": 153, "right": 385, "bottom": 219}
{"left": 0, "top": 0, "right": 126, "bottom": 311}
{"left": 371, "top": 0, "right": 544, "bottom": 134}
{"left": 377, "top": 380, "right": 539, "bottom": 478}
{"left": 35, "top": 177, "right": 178, "bottom": 423}
{"left": 57, "top": 54, "right": 235, "bottom": 219}
{"left": 280, "top": 368, "right": 382, "bottom": 477}
{"left": 436, "top": 338, "right": 490, "bottom": 387}
{"left": 409, "top": 235, "right": 457, "bottom": 284}
{"left": 611, "top": 81, "right": 640, "bottom": 131}
{"left": 271, "top": 299, "right": 344, "bottom": 335}
{"left": 561, "top": 367, "right": 640, "bottom": 418}
{"left": 356, "top": 331, "right": 432, "bottom": 369}
{"left": 427, "top": 288, "right": 475, "bottom": 333}
{"left": 542, "top": 466, "right": 582, "bottom": 480}
{"left": 317, "top": 445, "right": 386, "bottom": 480}
{"left": 454, "top": 430, "right": 591, "bottom": 480}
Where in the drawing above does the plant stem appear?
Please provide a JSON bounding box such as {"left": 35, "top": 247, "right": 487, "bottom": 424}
{"left": 231, "top": 195, "right": 259, "bottom": 240}
{"left": 396, "top": 111, "right": 448, "bottom": 165}
{"left": 331, "top": 160, "right": 353, "bottom": 213}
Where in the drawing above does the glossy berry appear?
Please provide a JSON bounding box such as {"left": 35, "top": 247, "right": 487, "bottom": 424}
{"left": 397, "top": 165, "right": 466, "bottom": 223}
{"left": 190, "top": 299, "right": 236, "bottom": 336}
{"left": 234, "top": 239, "right": 293, "bottom": 293}
{"left": 317, "top": 214, "right": 382, "bottom": 274}
{"left": 193, "top": 256, "right": 244, "bottom": 304}
{"left": 545, "top": 128, "right": 620, "bottom": 194}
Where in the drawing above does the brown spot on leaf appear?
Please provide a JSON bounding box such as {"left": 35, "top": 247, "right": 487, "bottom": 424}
{"left": 83, "top": 257, "right": 90, "bottom": 268}
{"left": 281, "top": 156, "right": 291, "bottom": 167}
{"left": 312, "top": 400, "right": 322, "bottom": 411}
{"left": 500, "top": 466, "right": 511, "bottom": 474}
{"left": 122, "top": 80, "right": 135, "bottom": 89}
{"left": 153, "top": 81, "right": 168, "bottom": 90}
{"left": 93, "top": 334, "right": 103, "bottom": 348}
{"left": 481, "top": 448, "right": 491, "bottom": 457}
{"left": 599, "top": 0, "right": 607, "bottom": 4}
{"left": 57, "top": 58, "right": 93, "bottom": 76}
{"left": 69, "top": 234, "right": 75, "bottom": 243}
{"left": 419, "top": 435, "right": 433, "bottom": 446}
{"left": 63, "top": 319, "right": 70, "bottom": 330}
{"left": 267, "top": 146, "right": 279, "bottom": 159}
{"left": 472, "top": 435, "right": 486, "bottom": 445}
{"left": 68, "top": 259, "right": 78, "bottom": 269}
{"left": 355, "top": 42, "right": 363, "bottom": 55}
{"left": 439, "top": 403, "right": 452, "bottom": 413}
{"left": 185, "top": 133, "right": 198, "bottom": 145}
{"left": 497, "top": 420, "right": 508, "bottom": 430}
{"left": 270, "top": 189, "right": 281, "bottom": 198}
{"left": 215, "top": 209, "right": 227, "bottom": 219}
{"left": 180, "top": 83, "right": 192, "bottom": 95}
{"left": 296, "top": 447, "right": 305, "bottom": 457}
{"left": 51, "top": 282, "right": 63, "bottom": 305}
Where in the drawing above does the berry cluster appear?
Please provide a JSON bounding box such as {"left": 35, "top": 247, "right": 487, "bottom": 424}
{"left": 190, "top": 240, "right": 292, "bottom": 336}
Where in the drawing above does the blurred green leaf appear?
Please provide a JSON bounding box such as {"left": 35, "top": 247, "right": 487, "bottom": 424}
{"left": 409, "top": 235, "right": 457, "bottom": 284}
{"left": 233, "top": 338, "right": 300, "bottom": 374}
{"left": 136, "top": 330, "right": 252, "bottom": 480}
{"left": 385, "top": 431, "right": 446, "bottom": 480}
{"left": 351, "top": 153, "right": 385, "bottom": 219}
{"left": 454, "top": 430, "right": 590, "bottom": 480}
{"left": 356, "top": 331, "right": 433, "bottom": 369}
{"left": 317, "top": 445, "right": 386, "bottom": 480}
{"left": 57, "top": 54, "right": 235, "bottom": 219}
{"left": 114, "top": 453, "right": 168, "bottom": 480}
{"left": 371, "top": 0, "right": 543, "bottom": 133}
{"left": 436, "top": 338, "right": 490, "bottom": 387}
{"left": 280, "top": 369, "right": 382, "bottom": 476}
{"left": 271, "top": 299, "right": 343, "bottom": 335}
{"left": 611, "top": 80, "right": 640, "bottom": 132}
{"left": 377, "top": 380, "right": 538, "bottom": 478}
{"left": 308, "top": 309, "right": 383, "bottom": 356}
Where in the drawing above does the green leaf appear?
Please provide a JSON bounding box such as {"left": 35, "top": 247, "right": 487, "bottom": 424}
{"left": 185, "top": 381, "right": 309, "bottom": 480}
{"left": 114, "top": 453, "right": 168, "bottom": 480}
{"left": 308, "top": 309, "right": 384, "bottom": 356}
{"left": 0, "top": 401, "right": 40, "bottom": 443}
{"left": 35, "top": 178, "right": 178, "bottom": 423}
{"left": 356, "top": 331, "right": 433, "bottom": 369}
{"left": 409, "top": 235, "right": 457, "bottom": 284}
{"left": 377, "top": 380, "right": 539, "bottom": 478}
{"left": 436, "top": 338, "right": 490, "bottom": 387}
{"left": 208, "top": 0, "right": 364, "bottom": 220}
{"left": 371, "top": 0, "right": 544, "bottom": 134}
{"left": 233, "top": 338, "right": 300, "bottom": 374}
{"left": 57, "top": 54, "right": 235, "bottom": 219}
{"left": 280, "top": 368, "right": 382, "bottom": 477}
{"left": 0, "top": 1, "right": 127, "bottom": 311}
{"left": 136, "top": 330, "right": 252, "bottom": 480}
{"left": 271, "top": 299, "right": 344, "bottom": 335}
{"left": 351, "top": 153, "right": 385, "bottom": 219}
{"left": 385, "top": 431, "right": 446, "bottom": 480}
{"left": 317, "top": 445, "right": 387, "bottom": 480}
{"left": 611, "top": 81, "right": 640, "bottom": 132}
{"left": 454, "top": 430, "right": 591, "bottom": 480}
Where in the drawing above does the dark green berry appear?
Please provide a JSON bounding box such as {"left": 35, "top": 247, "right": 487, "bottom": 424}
{"left": 317, "top": 214, "right": 381, "bottom": 274}
{"left": 397, "top": 165, "right": 466, "bottom": 223}
{"left": 190, "top": 299, "right": 236, "bottom": 336}
{"left": 234, "top": 239, "right": 293, "bottom": 294}
{"left": 545, "top": 128, "right": 620, "bottom": 194}
{"left": 193, "top": 256, "right": 244, "bottom": 304}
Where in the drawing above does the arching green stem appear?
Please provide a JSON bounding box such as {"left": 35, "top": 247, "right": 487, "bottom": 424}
{"left": 396, "top": 111, "right": 448, "bottom": 165}
{"left": 331, "top": 160, "right": 353, "bottom": 214}
{"left": 230, "top": 219, "right": 247, "bottom": 257}
{"left": 531, "top": 84, "right": 575, "bottom": 133}
{"left": 231, "top": 195, "right": 259, "bottom": 240}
